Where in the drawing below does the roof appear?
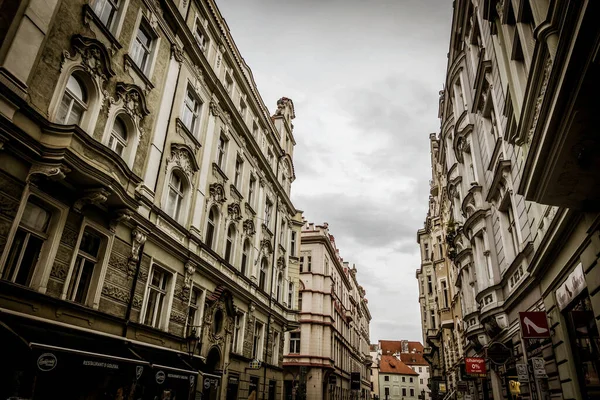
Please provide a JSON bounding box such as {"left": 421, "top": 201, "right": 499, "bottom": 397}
{"left": 400, "top": 353, "right": 429, "bottom": 366}
{"left": 379, "top": 340, "right": 424, "bottom": 355}
{"left": 379, "top": 355, "right": 419, "bottom": 376}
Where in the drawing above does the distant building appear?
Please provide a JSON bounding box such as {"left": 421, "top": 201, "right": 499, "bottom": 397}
{"left": 369, "top": 344, "right": 380, "bottom": 399}
{"left": 283, "top": 221, "right": 372, "bottom": 400}
{"left": 378, "top": 355, "right": 420, "bottom": 400}
{"left": 379, "top": 340, "right": 430, "bottom": 400}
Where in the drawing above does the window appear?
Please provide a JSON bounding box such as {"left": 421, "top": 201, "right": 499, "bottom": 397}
{"left": 264, "top": 200, "right": 273, "bottom": 228}
{"left": 430, "top": 310, "right": 436, "bottom": 329}
{"left": 279, "top": 221, "right": 285, "bottom": 247}
{"left": 131, "top": 21, "right": 154, "bottom": 74}
{"left": 58, "top": 75, "right": 87, "bottom": 125}
{"left": 324, "top": 258, "right": 329, "bottom": 275}
{"left": 225, "top": 224, "right": 236, "bottom": 264}
{"left": 410, "top": 389, "right": 415, "bottom": 397}
{"left": 182, "top": 87, "right": 201, "bottom": 134}
{"left": 410, "top": 377, "right": 413, "bottom": 383}
{"left": 259, "top": 259, "right": 267, "bottom": 291}
{"left": 193, "top": 20, "right": 207, "bottom": 51}
{"left": 166, "top": 171, "right": 184, "bottom": 221}
{"left": 234, "top": 157, "right": 243, "bottom": 188}
{"left": 3, "top": 199, "right": 51, "bottom": 286}
{"left": 424, "top": 243, "right": 430, "bottom": 260}
{"left": 252, "top": 121, "right": 259, "bottom": 137}
{"left": 248, "top": 174, "right": 256, "bottom": 206}
{"left": 232, "top": 312, "right": 244, "bottom": 354}
{"left": 225, "top": 70, "right": 233, "bottom": 94}
{"left": 420, "top": 379, "right": 423, "bottom": 384}
{"left": 267, "top": 149, "right": 274, "bottom": 167}
{"left": 108, "top": 116, "right": 128, "bottom": 156}
{"left": 217, "top": 134, "right": 227, "bottom": 170}
{"left": 427, "top": 275, "right": 433, "bottom": 294}
{"left": 288, "top": 282, "right": 293, "bottom": 308}
{"left": 299, "top": 256, "right": 304, "bottom": 273}
{"left": 66, "top": 228, "right": 102, "bottom": 304}
{"left": 506, "top": 200, "right": 519, "bottom": 256}
{"left": 402, "top": 377, "right": 405, "bottom": 382}
{"left": 298, "top": 292, "right": 302, "bottom": 311}
{"left": 307, "top": 256, "right": 312, "bottom": 272}
{"left": 384, "top": 388, "right": 390, "bottom": 396}
{"left": 205, "top": 207, "right": 218, "bottom": 249}
{"left": 239, "top": 98, "right": 247, "bottom": 118}
{"left": 289, "top": 332, "right": 300, "bottom": 353}
{"left": 384, "top": 376, "right": 390, "bottom": 382}
{"left": 276, "top": 273, "right": 283, "bottom": 302}
{"left": 402, "top": 388, "right": 407, "bottom": 396}
{"left": 290, "top": 231, "right": 296, "bottom": 256}
{"left": 419, "top": 367, "right": 422, "bottom": 373}
{"left": 187, "top": 287, "right": 202, "bottom": 336}
{"left": 142, "top": 265, "right": 170, "bottom": 328}
{"left": 253, "top": 321, "right": 263, "bottom": 359}
{"left": 241, "top": 239, "right": 250, "bottom": 275}
{"left": 91, "top": 0, "right": 119, "bottom": 30}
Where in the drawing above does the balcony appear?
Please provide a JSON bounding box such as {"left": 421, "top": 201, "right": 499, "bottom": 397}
{"left": 439, "top": 308, "right": 454, "bottom": 329}
{"left": 345, "top": 310, "right": 353, "bottom": 322}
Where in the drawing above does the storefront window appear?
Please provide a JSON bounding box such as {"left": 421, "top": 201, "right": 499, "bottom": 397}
{"left": 565, "top": 294, "right": 600, "bottom": 399}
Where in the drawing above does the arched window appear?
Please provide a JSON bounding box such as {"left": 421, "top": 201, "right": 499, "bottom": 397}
{"left": 205, "top": 207, "right": 218, "bottom": 249}
{"left": 225, "top": 224, "right": 236, "bottom": 263}
{"left": 276, "top": 273, "right": 282, "bottom": 302}
{"left": 58, "top": 74, "right": 87, "bottom": 125}
{"left": 259, "top": 258, "right": 267, "bottom": 291}
{"left": 166, "top": 172, "right": 184, "bottom": 220}
{"left": 241, "top": 239, "right": 250, "bottom": 275}
{"left": 108, "top": 116, "right": 128, "bottom": 156}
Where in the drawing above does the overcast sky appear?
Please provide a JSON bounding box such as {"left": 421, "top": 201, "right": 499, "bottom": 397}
{"left": 216, "top": 0, "right": 453, "bottom": 343}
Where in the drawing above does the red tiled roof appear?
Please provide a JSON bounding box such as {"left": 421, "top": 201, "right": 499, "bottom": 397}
{"left": 379, "top": 355, "right": 419, "bottom": 375}
{"left": 379, "top": 340, "right": 424, "bottom": 355}
{"left": 400, "top": 353, "right": 429, "bottom": 366}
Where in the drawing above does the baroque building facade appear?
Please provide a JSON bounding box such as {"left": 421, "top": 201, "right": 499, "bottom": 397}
{"left": 0, "top": 0, "right": 302, "bottom": 399}
{"left": 283, "top": 221, "right": 373, "bottom": 400}
{"left": 417, "top": 1, "right": 600, "bottom": 400}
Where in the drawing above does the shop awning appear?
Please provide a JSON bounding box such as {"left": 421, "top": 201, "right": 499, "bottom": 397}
{"left": 2, "top": 317, "right": 147, "bottom": 374}
{"left": 129, "top": 343, "right": 197, "bottom": 375}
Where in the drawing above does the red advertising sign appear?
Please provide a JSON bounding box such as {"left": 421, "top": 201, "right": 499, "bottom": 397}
{"left": 519, "top": 312, "right": 550, "bottom": 338}
{"left": 465, "top": 357, "right": 487, "bottom": 377}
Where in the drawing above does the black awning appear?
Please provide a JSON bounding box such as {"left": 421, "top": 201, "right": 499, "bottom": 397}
{"left": 129, "top": 342, "right": 198, "bottom": 375}
{"left": 0, "top": 315, "right": 148, "bottom": 378}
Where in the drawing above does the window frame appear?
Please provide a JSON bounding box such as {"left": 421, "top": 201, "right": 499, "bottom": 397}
{"left": 186, "top": 285, "right": 205, "bottom": 337}
{"left": 58, "top": 74, "right": 88, "bottom": 126}
{"left": 0, "top": 187, "right": 69, "bottom": 292}
{"left": 108, "top": 115, "right": 128, "bottom": 156}
{"left": 193, "top": 17, "right": 209, "bottom": 53}
{"left": 140, "top": 262, "right": 175, "bottom": 331}
{"left": 234, "top": 156, "right": 243, "bottom": 189}
{"left": 129, "top": 16, "right": 158, "bottom": 77}
{"left": 259, "top": 258, "right": 267, "bottom": 291}
{"left": 224, "top": 223, "right": 236, "bottom": 264}
{"left": 206, "top": 206, "right": 219, "bottom": 250}
{"left": 253, "top": 320, "right": 264, "bottom": 360}
{"left": 289, "top": 331, "right": 300, "bottom": 354}
{"left": 248, "top": 174, "right": 256, "bottom": 207}
{"left": 182, "top": 84, "right": 202, "bottom": 136}
{"left": 217, "top": 134, "right": 228, "bottom": 170}
{"left": 166, "top": 170, "right": 186, "bottom": 222}
{"left": 91, "top": 0, "right": 121, "bottom": 32}
{"left": 62, "top": 221, "right": 113, "bottom": 308}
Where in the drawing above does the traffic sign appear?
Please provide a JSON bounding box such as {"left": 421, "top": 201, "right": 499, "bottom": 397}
{"left": 519, "top": 312, "right": 550, "bottom": 338}
{"left": 465, "top": 358, "right": 486, "bottom": 377}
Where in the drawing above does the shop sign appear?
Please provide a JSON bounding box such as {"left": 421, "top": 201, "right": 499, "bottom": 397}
{"left": 508, "top": 380, "right": 521, "bottom": 395}
{"left": 439, "top": 383, "right": 447, "bottom": 393}
{"left": 457, "top": 381, "right": 468, "bottom": 392}
{"left": 516, "top": 364, "right": 529, "bottom": 382}
{"left": 37, "top": 353, "right": 58, "bottom": 372}
{"left": 531, "top": 357, "right": 548, "bottom": 379}
{"left": 82, "top": 360, "right": 119, "bottom": 369}
{"left": 136, "top": 365, "right": 144, "bottom": 380}
{"left": 156, "top": 370, "right": 166, "bottom": 384}
{"left": 465, "top": 357, "right": 486, "bottom": 377}
{"left": 556, "top": 263, "right": 586, "bottom": 311}
{"left": 249, "top": 359, "right": 261, "bottom": 369}
{"left": 519, "top": 312, "right": 550, "bottom": 338}
{"left": 350, "top": 372, "right": 360, "bottom": 390}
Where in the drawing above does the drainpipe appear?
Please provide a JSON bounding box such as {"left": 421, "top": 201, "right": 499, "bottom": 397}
{"left": 262, "top": 154, "right": 284, "bottom": 400}
{"left": 123, "top": 241, "right": 145, "bottom": 338}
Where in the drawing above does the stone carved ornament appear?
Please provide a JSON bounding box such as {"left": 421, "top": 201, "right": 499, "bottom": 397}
{"left": 26, "top": 164, "right": 71, "bottom": 183}
{"left": 227, "top": 202, "right": 242, "bottom": 221}
{"left": 209, "top": 182, "right": 227, "bottom": 204}
{"left": 166, "top": 143, "right": 199, "bottom": 182}
{"left": 73, "top": 187, "right": 111, "bottom": 213}
{"left": 243, "top": 219, "right": 256, "bottom": 236}
{"left": 62, "top": 35, "right": 115, "bottom": 82}
{"left": 128, "top": 226, "right": 148, "bottom": 276}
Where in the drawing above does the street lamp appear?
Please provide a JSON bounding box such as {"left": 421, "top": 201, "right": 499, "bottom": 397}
{"left": 186, "top": 327, "right": 201, "bottom": 358}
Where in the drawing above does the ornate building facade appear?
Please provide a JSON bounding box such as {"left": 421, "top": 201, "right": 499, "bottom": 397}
{"left": 417, "top": 1, "right": 600, "bottom": 400}
{"left": 283, "top": 221, "right": 372, "bottom": 400}
{"left": 0, "top": 0, "right": 301, "bottom": 399}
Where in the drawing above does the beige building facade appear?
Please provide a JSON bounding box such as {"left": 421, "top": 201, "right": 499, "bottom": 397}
{"left": 417, "top": 1, "right": 600, "bottom": 400}
{"left": 0, "top": 1, "right": 302, "bottom": 399}
{"left": 283, "top": 221, "right": 372, "bottom": 400}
